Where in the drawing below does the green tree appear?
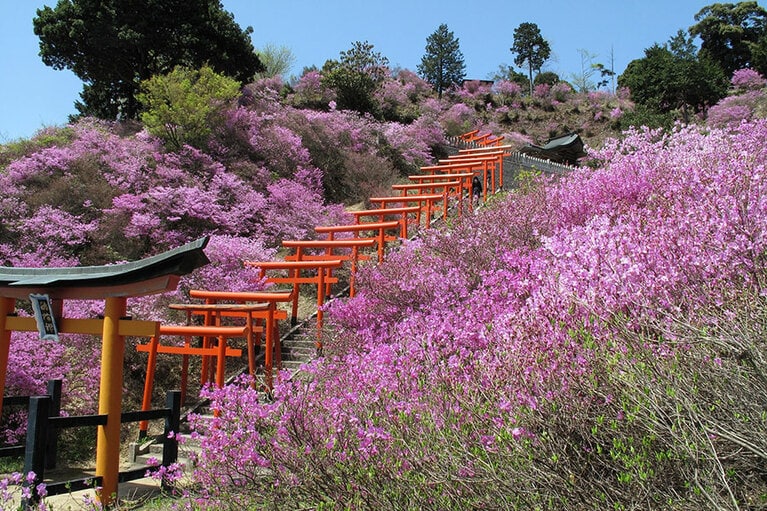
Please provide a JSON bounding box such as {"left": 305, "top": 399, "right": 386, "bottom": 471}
{"left": 417, "top": 23, "right": 466, "bottom": 99}
{"left": 33, "top": 0, "right": 262, "bottom": 120}
{"left": 690, "top": 1, "right": 767, "bottom": 77}
{"left": 257, "top": 43, "right": 297, "bottom": 80}
{"left": 569, "top": 49, "right": 599, "bottom": 92}
{"left": 568, "top": 49, "right": 614, "bottom": 92}
{"left": 138, "top": 65, "right": 241, "bottom": 150}
{"left": 510, "top": 22, "right": 551, "bottom": 96}
{"left": 534, "top": 71, "right": 560, "bottom": 86}
{"left": 618, "top": 31, "right": 728, "bottom": 122}
{"left": 321, "top": 41, "right": 389, "bottom": 116}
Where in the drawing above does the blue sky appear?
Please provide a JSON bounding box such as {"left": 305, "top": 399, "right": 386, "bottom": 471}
{"left": 0, "top": 0, "right": 760, "bottom": 142}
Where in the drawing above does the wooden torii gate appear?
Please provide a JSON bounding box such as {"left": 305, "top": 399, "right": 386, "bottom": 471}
{"left": 0, "top": 237, "right": 210, "bottom": 506}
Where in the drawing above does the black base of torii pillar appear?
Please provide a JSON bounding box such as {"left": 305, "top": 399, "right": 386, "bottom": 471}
{"left": 0, "top": 237, "right": 210, "bottom": 506}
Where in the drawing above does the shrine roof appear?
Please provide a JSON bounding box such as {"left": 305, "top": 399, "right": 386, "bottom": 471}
{"left": 518, "top": 132, "right": 587, "bottom": 165}
{"left": 0, "top": 237, "right": 210, "bottom": 300}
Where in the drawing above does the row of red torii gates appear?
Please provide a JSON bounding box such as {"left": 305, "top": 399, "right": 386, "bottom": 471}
{"left": 0, "top": 131, "right": 508, "bottom": 506}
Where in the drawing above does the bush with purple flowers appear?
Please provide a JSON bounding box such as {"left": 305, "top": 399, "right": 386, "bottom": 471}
{"left": 6, "top": 59, "right": 767, "bottom": 509}
{"left": 181, "top": 119, "right": 767, "bottom": 509}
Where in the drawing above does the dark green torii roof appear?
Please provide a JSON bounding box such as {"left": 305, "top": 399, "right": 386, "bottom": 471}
{"left": 518, "top": 132, "right": 587, "bottom": 165}
{"left": 0, "top": 237, "right": 210, "bottom": 300}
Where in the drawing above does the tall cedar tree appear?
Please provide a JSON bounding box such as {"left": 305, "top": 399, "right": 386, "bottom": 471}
{"left": 690, "top": 1, "right": 767, "bottom": 77}
{"left": 417, "top": 24, "right": 466, "bottom": 99}
{"left": 510, "top": 22, "right": 551, "bottom": 96}
{"left": 33, "top": 0, "right": 263, "bottom": 120}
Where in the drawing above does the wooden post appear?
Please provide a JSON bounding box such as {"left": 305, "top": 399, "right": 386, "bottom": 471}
{"left": 0, "top": 297, "right": 15, "bottom": 417}
{"left": 95, "top": 297, "right": 127, "bottom": 507}
{"left": 316, "top": 265, "right": 326, "bottom": 354}
{"left": 161, "top": 390, "right": 181, "bottom": 492}
{"left": 215, "top": 332, "right": 227, "bottom": 388}
{"left": 22, "top": 395, "right": 50, "bottom": 508}
{"left": 45, "top": 379, "right": 62, "bottom": 470}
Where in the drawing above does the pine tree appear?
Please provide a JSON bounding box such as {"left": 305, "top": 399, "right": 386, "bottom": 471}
{"left": 510, "top": 22, "right": 551, "bottom": 96}
{"left": 417, "top": 24, "right": 466, "bottom": 99}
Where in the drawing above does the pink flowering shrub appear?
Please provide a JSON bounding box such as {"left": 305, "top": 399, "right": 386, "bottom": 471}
{"left": 263, "top": 167, "right": 351, "bottom": 244}
{"left": 287, "top": 70, "right": 336, "bottom": 110}
{"left": 492, "top": 80, "right": 523, "bottom": 106}
{"left": 731, "top": 68, "right": 767, "bottom": 91}
{"left": 706, "top": 68, "right": 767, "bottom": 129}
{"left": 550, "top": 82, "right": 573, "bottom": 102}
{"left": 182, "top": 119, "right": 767, "bottom": 509}
{"left": 376, "top": 69, "right": 434, "bottom": 122}
{"left": 587, "top": 89, "right": 609, "bottom": 109}
{"left": 533, "top": 82, "right": 550, "bottom": 99}
{"left": 381, "top": 117, "right": 444, "bottom": 168}
{"left": 706, "top": 90, "right": 764, "bottom": 128}
{"left": 455, "top": 80, "right": 493, "bottom": 101}
{"left": 440, "top": 102, "right": 477, "bottom": 136}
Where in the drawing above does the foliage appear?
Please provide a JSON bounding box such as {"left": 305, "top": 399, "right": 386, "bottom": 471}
{"left": 33, "top": 0, "right": 262, "bottom": 120}
{"left": 376, "top": 69, "right": 434, "bottom": 123}
{"left": 617, "top": 104, "right": 676, "bottom": 131}
{"left": 706, "top": 68, "right": 767, "bottom": 128}
{"left": 138, "top": 65, "right": 241, "bottom": 150}
{"left": 417, "top": 24, "right": 466, "bottom": 99}
{"left": 619, "top": 31, "right": 728, "bottom": 121}
{"left": 288, "top": 70, "right": 336, "bottom": 110}
{"left": 321, "top": 41, "right": 390, "bottom": 116}
{"left": 169, "top": 119, "right": 767, "bottom": 509}
{"left": 731, "top": 66, "right": 767, "bottom": 90}
{"left": 510, "top": 22, "right": 551, "bottom": 96}
{"left": 690, "top": 1, "right": 767, "bottom": 76}
{"left": 534, "top": 70, "right": 560, "bottom": 86}
{"left": 256, "top": 43, "right": 297, "bottom": 80}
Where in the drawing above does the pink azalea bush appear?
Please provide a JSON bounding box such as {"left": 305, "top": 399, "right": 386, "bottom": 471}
{"left": 287, "top": 70, "right": 336, "bottom": 110}
{"left": 184, "top": 119, "right": 767, "bottom": 509}
{"left": 376, "top": 69, "right": 433, "bottom": 123}
{"left": 731, "top": 67, "right": 767, "bottom": 91}
{"left": 707, "top": 69, "right": 767, "bottom": 128}
{"left": 492, "top": 80, "right": 523, "bottom": 103}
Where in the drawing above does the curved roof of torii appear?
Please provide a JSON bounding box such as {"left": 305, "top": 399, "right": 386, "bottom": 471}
{"left": 0, "top": 237, "right": 210, "bottom": 300}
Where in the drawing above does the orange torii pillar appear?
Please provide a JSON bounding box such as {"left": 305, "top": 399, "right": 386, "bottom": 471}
{"left": 0, "top": 297, "right": 15, "bottom": 416}
{"left": 96, "top": 297, "right": 127, "bottom": 504}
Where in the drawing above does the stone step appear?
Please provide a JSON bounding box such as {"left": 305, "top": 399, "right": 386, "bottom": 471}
{"left": 282, "top": 345, "right": 316, "bottom": 358}
{"left": 130, "top": 432, "right": 202, "bottom": 467}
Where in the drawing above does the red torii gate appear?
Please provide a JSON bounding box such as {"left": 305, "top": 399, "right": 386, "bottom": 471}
{"left": 0, "top": 237, "right": 210, "bottom": 507}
